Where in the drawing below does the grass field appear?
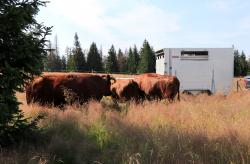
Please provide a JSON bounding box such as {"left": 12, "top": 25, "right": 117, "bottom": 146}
{"left": 1, "top": 73, "right": 250, "bottom": 163}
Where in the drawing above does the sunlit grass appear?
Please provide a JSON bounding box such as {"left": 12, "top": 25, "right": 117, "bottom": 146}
{"left": 3, "top": 89, "right": 250, "bottom": 163}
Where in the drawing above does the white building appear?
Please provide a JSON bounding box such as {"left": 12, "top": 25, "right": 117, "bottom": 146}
{"left": 155, "top": 48, "right": 234, "bottom": 95}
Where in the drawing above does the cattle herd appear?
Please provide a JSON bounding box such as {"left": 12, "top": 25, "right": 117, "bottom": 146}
{"left": 26, "top": 73, "right": 180, "bottom": 106}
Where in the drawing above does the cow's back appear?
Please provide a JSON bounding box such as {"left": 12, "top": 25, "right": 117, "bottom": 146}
{"left": 53, "top": 74, "right": 111, "bottom": 104}
{"left": 135, "top": 73, "right": 180, "bottom": 100}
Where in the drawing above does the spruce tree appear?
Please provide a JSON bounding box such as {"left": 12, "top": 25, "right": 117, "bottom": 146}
{"left": 0, "top": 0, "right": 51, "bottom": 146}
{"left": 138, "top": 40, "right": 156, "bottom": 73}
{"left": 72, "top": 33, "right": 85, "bottom": 71}
{"left": 45, "top": 41, "right": 56, "bottom": 71}
{"left": 117, "top": 49, "right": 128, "bottom": 73}
{"left": 133, "top": 45, "right": 140, "bottom": 72}
{"left": 45, "top": 39, "right": 61, "bottom": 71}
{"left": 127, "top": 47, "right": 137, "bottom": 74}
{"left": 61, "top": 55, "right": 67, "bottom": 71}
{"left": 234, "top": 50, "right": 243, "bottom": 76}
{"left": 64, "top": 47, "right": 74, "bottom": 71}
{"left": 240, "top": 51, "right": 248, "bottom": 76}
{"left": 106, "top": 45, "right": 119, "bottom": 73}
{"left": 54, "top": 35, "right": 62, "bottom": 71}
{"left": 86, "top": 42, "right": 103, "bottom": 72}
{"left": 67, "top": 54, "right": 76, "bottom": 71}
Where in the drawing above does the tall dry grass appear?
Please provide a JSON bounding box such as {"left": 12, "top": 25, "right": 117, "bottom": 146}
{"left": 1, "top": 91, "right": 250, "bottom": 163}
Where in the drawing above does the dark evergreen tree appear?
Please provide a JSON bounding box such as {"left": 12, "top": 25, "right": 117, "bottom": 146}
{"left": 45, "top": 41, "right": 56, "bottom": 71}
{"left": 117, "top": 49, "right": 128, "bottom": 73}
{"left": 234, "top": 50, "right": 241, "bottom": 76}
{"left": 54, "top": 54, "right": 62, "bottom": 71}
{"left": 0, "top": 0, "right": 51, "bottom": 146}
{"left": 72, "top": 33, "right": 85, "bottom": 71}
{"left": 106, "top": 45, "right": 119, "bottom": 73}
{"left": 127, "top": 47, "right": 137, "bottom": 74}
{"left": 138, "top": 40, "right": 156, "bottom": 73}
{"left": 65, "top": 47, "right": 76, "bottom": 71}
{"left": 240, "top": 51, "right": 248, "bottom": 76}
{"left": 54, "top": 35, "right": 62, "bottom": 71}
{"left": 133, "top": 45, "right": 140, "bottom": 71}
{"left": 234, "top": 49, "right": 248, "bottom": 77}
{"left": 61, "top": 55, "right": 67, "bottom": 71}
{"left": 86, "top": 42, "right": 103, "bottom": 72}
{"left": 45, "top": 38, "right": 61, "bottom": 71}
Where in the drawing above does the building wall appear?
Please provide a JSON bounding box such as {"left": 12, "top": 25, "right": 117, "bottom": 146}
{"left": 156, "top": 48, "right": 234, "bottom": 94}
{"left": 156, "top": 53, "right": 165, "bottom": 75}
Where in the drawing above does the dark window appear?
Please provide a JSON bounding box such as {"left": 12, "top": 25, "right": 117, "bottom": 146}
{"left": 156, "top": 49, "right": 164, "bottom": 60}
{"left": 181, "top": 51, "right": 208, "bottom": 56}
{"left": 180, "top": 51, "right": 208, "bottom": 60}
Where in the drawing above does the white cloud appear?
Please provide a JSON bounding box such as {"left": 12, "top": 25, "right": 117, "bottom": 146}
{"left": 51, "top": 0, "right": 107, "bottom": 32}
{"left": 45, "top": 0, "right": 180, "bottom": 45}
{"left": 106, "top": 5, "right": 180, "bottom": 35}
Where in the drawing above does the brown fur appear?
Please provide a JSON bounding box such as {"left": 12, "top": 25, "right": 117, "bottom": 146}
{"left": 111, "top": 80, "right": 145, "bottom": 101}
{"left": 135, "top": 73, "right": 180, "bottom": 101}
{"left": 26, "top": 74, "right": 114, "bottom": 106}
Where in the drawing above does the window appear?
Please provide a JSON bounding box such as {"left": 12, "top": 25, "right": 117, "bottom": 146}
{"left": 180, "top": 51, "right": 208, "bottom": 60}
{"left": 156, "top": 49, "right": 164, "bottom": 60}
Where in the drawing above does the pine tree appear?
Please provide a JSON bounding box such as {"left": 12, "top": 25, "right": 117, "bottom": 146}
{"left": 45, "top": 41, "right": 56, "bottom": 71}
{"left": 138, "top": 40, "right": 156, "bottom": 73}
{"left": 61, "top": 55, "right": 67, "bottom": 71}
{"left": 45, "top": 38, "right": 62, "bottom": 71}
{"left": 127, "top": 47, "right": 137, "bottom": 74}
{"left": 86, "top": 42, "right": 103, "bottom": 72}
{"left": 106, "top": 45, "right": 119, "bottom": 73}
{"left": 233, "top": 49, "right": 248, "bottom": 77}
{"left": 117, "top": 49, "right": 128, "bottom": 73}
{"left": 54, "top": 35, "right": 62, "bottom": 71}
{"left": 133, "top": 45, "right": 140, "bottom": 72}
{"left": 234, "top": 50, "right": 241, "bottom": 76}
{"left": 66, "top": 47, "right": 76, "bottom": 71}
{"left": 240, "top": 51, "right": 248, "bottom": 76}
{"left": 72, "top": 33, "right": 85, "bottom": 71}
{"left": 0, "top": 0, "right": 51, "bottom": 146}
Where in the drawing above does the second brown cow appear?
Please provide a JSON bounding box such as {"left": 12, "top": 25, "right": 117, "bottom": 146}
{"left": 135, "top": 73, "right": 180, "bottom": 101}
{"left": 111, "top": 79, "right": 145, "bottom": 102}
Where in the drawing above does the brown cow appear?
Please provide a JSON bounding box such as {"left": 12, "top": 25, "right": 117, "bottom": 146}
{"left": 111, "top": 79, "right": 145, "bottom": 102}
{"left": 135, "top": 73, "right": 180, "bottom": 101}
{"left": 26, "top": 76, "right": 55, "bottom": 105}
{"left": 26, "top": 74, "right": 115, "bottom": 106}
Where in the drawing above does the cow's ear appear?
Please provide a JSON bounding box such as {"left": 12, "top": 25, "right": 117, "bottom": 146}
{"left": 101, "top": 74, "right": 109, "bottom": 82}
{"left": 107, "top": 74, "right": 111, "bottom": 81}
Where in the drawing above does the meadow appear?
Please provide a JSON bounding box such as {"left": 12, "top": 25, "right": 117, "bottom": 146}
{"left": 1, "top": 76, "right": 250, "bottom": 164}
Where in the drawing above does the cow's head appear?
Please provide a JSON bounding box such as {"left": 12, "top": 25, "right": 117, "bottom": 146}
{"left": 101, "top": 74, "right": 116, "bottom": 84}
{"left": 101, "top": 74, "right": 116, "bottom": 96}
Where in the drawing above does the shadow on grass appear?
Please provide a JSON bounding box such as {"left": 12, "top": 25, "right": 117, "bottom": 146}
{"left": 1, "top": 108, "right": 250, "bottom": 164}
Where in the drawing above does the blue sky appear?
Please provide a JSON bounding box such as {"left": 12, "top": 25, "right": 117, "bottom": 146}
{"left": 37, "top": 0, "right": 250, "bottom": 56}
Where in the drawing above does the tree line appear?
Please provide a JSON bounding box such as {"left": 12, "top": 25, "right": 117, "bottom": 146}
{"left": 43, "top": 33, "right": 156, "bottom": 74}
{"left": 234, "top": 49, "right": 249, "bottom": 77}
